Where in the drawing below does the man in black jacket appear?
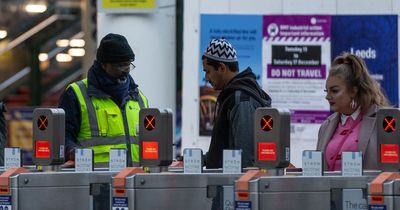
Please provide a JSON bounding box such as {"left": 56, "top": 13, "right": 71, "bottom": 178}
{"left": 202, "top": 38, "right": 272, "bottom": 169}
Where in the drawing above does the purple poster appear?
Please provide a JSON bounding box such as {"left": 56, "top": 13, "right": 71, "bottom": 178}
{"left": 262, "top": 15, "right": 332, "bottom": 168}
{"left": 262, "top": 15, "right": 332, "bottom": 124}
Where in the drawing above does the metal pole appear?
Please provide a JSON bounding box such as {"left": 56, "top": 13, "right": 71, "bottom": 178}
{"left": 30, "top": 46, "right": 41, "bottom": 106}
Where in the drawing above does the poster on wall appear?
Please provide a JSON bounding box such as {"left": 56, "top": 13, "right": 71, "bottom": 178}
{"left": 199, "top": 15, "right": 263, "bottom": 136}
{"left": 331, "top": 15, "right": 398, "bottom": 106}
{"left": 262, "top": 15, "right": 332, "bottom": 167}
{"left": 194, "top": 14, "right": 398, "bottom": 167}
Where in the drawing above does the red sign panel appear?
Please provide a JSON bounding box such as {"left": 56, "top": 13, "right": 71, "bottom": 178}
{"left": 258, "top": 142, "right": 276, "bottom": 161}
{"left": 142, "top": 141, "right": 159, "bottom": 159}
{"left": 35, "top": 140, "right": 51, "bottom": 158}
{"left": 380, "top": 144, "right": 399, "bottom": 163}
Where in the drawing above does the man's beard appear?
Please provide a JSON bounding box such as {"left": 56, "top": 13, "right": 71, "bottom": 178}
{"left": 116, "top": 74, "right": 128, "bottom": 84}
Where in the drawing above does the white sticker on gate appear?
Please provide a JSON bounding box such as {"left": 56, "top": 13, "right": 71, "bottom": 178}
{"left": 75, "top": 148, "right": 93, "bottom": 172}
{"left": 183, "top": 148, "right": 202, "bottom": 174}
{"left": 5, "top": 148, "right": 21, "bottom": 170}
{"left": 302, "top": 150, "right": 323, "bottom": 176}
{"left": 342, "top": 152, "right": 362, "bottom": 176}
{"left": 223, "top": 150, "right": 242, "bottom": 174}
{"left": 109, "top": 149, "right": 127, "bottom": 172}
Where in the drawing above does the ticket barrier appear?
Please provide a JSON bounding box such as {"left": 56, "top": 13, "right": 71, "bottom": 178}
{"left": 0, "top": 108, "right": 117, "bottom": 210}
{"left": 366, "top": 108, "right": 400, "bottom": 209}
{"left": 111, "top": 170, "right": 243, "bottom": 210}
{"left": 109, "top": 108, "right": 289, "bottom": 210}
{"left": 114, "top": 107, "right": 245, "bottom": 210}
{"left": 235, "top": 172, "right": 378, "bottom": 210}
{"left": 113, "top": 108, "right": 246, "bottom": 209}
{"left": 0, "top": 169, "right": 116, "bottom": 210}
{"left": 0, "top": 108, "right": 178, "bottom": 210}
{"left": 367, "top": 172, "right": 400, "bottom": 210}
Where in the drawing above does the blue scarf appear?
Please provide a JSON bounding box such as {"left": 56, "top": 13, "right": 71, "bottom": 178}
{"left": 88, "top": 61, "right": 130, "bottom": 106}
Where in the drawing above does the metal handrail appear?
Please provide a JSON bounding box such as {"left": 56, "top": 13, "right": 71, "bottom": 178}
{"left": 48, "top": 68, "right": 82, "bottom": 93}
{"left": 0, "top": 14, "right": 76, "bottom": 56}
{"left": 0, "top": 30, "right": 83, "bottom": 95}
{"left": 0, "top": 67, "right": 31, "bottom": 92}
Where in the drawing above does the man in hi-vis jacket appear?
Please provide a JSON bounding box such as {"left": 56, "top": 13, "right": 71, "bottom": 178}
{"left": 59, "top": 33, "right": 148, "bottom": 167}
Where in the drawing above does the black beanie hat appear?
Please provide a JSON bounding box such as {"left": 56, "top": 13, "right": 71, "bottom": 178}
{"left": 96, "top": 33, "right": 135, "bottom": 63}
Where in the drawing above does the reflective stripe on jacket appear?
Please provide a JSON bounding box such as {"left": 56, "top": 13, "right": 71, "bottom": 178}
{"left": 69, "top": 79, "right": 148, "bottom": 164}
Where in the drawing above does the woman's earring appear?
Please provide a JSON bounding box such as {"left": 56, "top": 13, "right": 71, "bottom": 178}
{"left": 350, "top": 99, "right": 357, "bottom": 109}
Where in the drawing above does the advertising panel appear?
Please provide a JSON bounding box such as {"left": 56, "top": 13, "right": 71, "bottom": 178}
{"left": 331, "top": 15, "right": 398, "bottom": 106}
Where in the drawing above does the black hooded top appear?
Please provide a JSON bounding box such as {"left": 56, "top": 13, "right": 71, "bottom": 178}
{"left": 206, "top": 67, "right": 272, "bottom": 169}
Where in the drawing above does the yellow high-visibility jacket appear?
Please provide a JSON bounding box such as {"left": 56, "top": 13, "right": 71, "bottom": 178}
{"left": 69, "top": 79, "right": 148, "bottom": 165}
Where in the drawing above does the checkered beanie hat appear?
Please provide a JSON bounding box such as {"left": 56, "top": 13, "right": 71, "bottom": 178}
{"left": 203, "top": 38, "right": 237, "bottom": 62}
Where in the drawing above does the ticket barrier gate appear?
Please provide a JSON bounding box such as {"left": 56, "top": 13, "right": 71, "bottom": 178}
{"left": 366, "top": 108, "right": 400, "bottom": 209}
{"left": 235, "top": 173, "right": 377, "bottom": 210}
{"left": 112, "top": 171, "right": 243, "bottom": 210}
{"left": 0, "top": 170, "right": 116, "bottom": 210}
{"left": 0, "top": 108, "right": 117, "bottom": 210}
{"left": 112, "top": 108, "right": 245, "bottom": 209}
{"left": 112, "top": 107, "right": 243, "bottom": 210}
{"left": 367, "top": 172, "right": 400, "bottom": 210}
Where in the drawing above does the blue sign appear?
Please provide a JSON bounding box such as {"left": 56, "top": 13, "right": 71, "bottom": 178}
{"left": 200, "top": 14, "right": 263, "bottom": 85}
{"left": 368, "top": 205, "right": 386, "bottom": 210}
{"left": 331, "top": 15, "right": 398, "bottom": 106}
{"left": 0, "top": 195, "right": 12, "bottom": 210}
{"left": 235, "top": 201, "right": 251, "bottom": 210}
{"left": 112, "top": 197, "right": 128, "bottom": 210}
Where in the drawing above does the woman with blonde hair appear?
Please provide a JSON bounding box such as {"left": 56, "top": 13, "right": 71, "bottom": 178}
{"left": 317, "top": 53, "right": 389, "bottom": 171}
